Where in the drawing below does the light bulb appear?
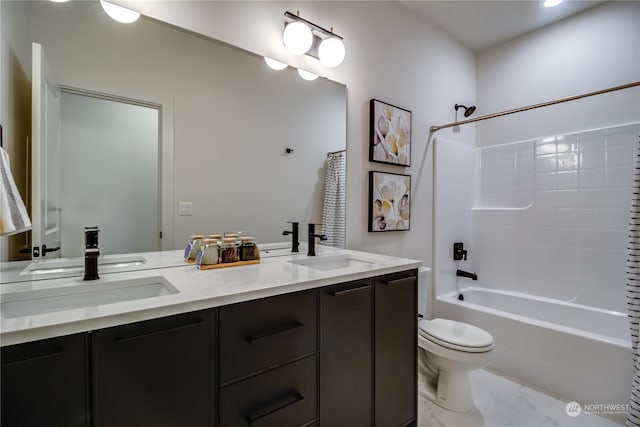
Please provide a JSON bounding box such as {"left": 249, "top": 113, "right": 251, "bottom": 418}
{"left": 543, "top": 0, "right": 563, "bottom": 7}
{"left": 297, "top": 69, "right": 318, "bottom": 81}
{"left": 264, "top": 57, "right": 288, "bottom": 70}
{"left": 318, "top": 37, "right": 345, "bottom": 68}
{"left": 283, "top": 21, "right": 313, "bottom": 55}
{"left": 100, "top": 0, "right": 140, "bottom": 24}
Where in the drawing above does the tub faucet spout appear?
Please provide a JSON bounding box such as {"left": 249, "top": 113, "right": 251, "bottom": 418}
{"left": 456, "top": 269, "right": 477, "bottom": 281}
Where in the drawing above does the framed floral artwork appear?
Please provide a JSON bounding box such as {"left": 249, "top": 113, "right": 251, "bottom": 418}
{"left": 368, "top": 171, "right": 411, "bottom": 232}
{"left": 369, "top": 99, "right": 411, "bottom": 167}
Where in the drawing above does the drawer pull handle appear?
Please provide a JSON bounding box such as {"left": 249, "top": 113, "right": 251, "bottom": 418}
{"left": 246, "top": 321, "right": 303, "bottom": 344}
{"left": 381, "top": 276, "right": 415, "bottom": 287}
{"left": 2, "top": 349, "right": 62, "bottom": 366}
{"left": 116, "top": 318, "right": 205, "bottom": 343}
{"left": 246, "top": 391, "right": 304, "bottom": 425}
{"left": 331, "top": 283, "right": 371, "bottom": 296}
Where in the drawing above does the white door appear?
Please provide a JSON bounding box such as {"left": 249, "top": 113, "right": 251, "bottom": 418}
{"left": 31, "top": 42, "right": 62, "bottom": 259}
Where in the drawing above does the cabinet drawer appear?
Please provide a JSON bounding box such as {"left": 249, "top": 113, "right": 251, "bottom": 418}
{"left": 219, "top": 289, "right": 317, "bottom": 384}
{"left": 220, "top": 355, "right": 318, "bottom": 427}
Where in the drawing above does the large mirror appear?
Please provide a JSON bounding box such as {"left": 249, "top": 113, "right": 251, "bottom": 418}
{"left": 2, "top": 1, "right": 346, "bottom": 267}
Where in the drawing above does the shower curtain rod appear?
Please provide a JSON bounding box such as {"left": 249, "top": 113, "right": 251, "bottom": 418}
{"left": 429, "top": 81, "right": 640, "bottom": 133}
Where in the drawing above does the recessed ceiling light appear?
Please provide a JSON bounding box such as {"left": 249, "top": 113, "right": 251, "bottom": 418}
{"left": 543, "top": 0, "right": 563, "bottom": 8}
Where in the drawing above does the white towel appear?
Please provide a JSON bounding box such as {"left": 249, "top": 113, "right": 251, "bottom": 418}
{"left": 0, "top": 146, "right": 31, "bottom": 236}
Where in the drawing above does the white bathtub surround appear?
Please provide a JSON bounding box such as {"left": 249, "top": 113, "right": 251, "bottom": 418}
{"left": 433, "top": 124, "right": 639, "bottom": 421}
{"left": 625, "top": 138, "right": 640, "bottom": 427}
{"left": 418, "top": 369, "right": 623, "bottom": 427}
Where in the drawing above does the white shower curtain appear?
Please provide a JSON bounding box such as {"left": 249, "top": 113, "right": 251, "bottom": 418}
{"left": 627, "top": 137, "right": 640, "bottom": 427}
{"left": 321, "top": 151, "right": 346, "bottom": 248}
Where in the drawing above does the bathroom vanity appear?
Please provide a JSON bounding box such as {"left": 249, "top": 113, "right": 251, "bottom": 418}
{"left": 0, "top": 249, "right": 420, "bottom": 427}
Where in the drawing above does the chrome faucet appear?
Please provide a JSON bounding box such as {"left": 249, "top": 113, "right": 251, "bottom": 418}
{"left": 283, "top": 221, "right": 300, "bottom": 253}
{"left": 456, "top": 269, "right": 477, "bottom": 281}
{"left": 83, "top": 227, "right": 100, "bottom": 281}
{"left": 307, "top": 223, "right": 327, "bottom": 256}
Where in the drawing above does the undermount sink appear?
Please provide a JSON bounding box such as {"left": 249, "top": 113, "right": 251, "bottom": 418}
{"left": 20, "top": 255, "right": 147, "bottom": 276}
{"left": 1, "top": 276, "right": 179, "bottom": 319}
{"left": 288, "top": 255, "right": 373, "bottom": 271}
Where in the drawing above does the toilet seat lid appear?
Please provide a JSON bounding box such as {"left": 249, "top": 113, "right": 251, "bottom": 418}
{"left": 419, "top": 318, "right": 494, "bottom": 350}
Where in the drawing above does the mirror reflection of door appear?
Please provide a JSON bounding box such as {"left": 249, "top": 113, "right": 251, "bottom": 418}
{"left": 31, "top": 42, "right": 62, "bottom": 259}
{"left": 60, "top": 91, "right": 160, "bottom": 257}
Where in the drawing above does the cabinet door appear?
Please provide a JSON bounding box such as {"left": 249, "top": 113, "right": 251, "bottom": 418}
{"left": 92, "top": 309, "right": 216, "bottom": 427}
{"left": 1, "top": 333, "right": 88, "bottom": 427}
{"left": 320, "top": 279, "right": 373, "bottom": 426}
{"left": 374, "top": 271, "right": 417, "bottom": 427}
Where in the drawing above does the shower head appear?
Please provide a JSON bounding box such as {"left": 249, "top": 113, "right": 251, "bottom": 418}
{"left": 455, "top": 104, "right": 476, "bottom": 118}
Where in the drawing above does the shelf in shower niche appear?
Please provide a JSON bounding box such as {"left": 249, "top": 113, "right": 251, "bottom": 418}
{"left": 197, "top": 259, "right": 260, "bottom": 270}
{"left": 471, "top": 202, "right": 534, "bottom": 211}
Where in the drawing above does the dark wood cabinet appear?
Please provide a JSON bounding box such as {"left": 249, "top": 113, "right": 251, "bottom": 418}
{"left": 219, "top": 289, "right": 319, "bottom": 426}
{"left": 374, "top": 270, "right": 418, "bottom": 426}
{"left": 1, "top": 268, "right": 417, "bottom": 427}
{"left": 220, "top": 355, "right": 318, "bottom": 427}
{"left": 92, "top": 309, "right": 217, "bottom": 427}
{"left": 320, "top": 279, "right": 373, "bottom": 426}
{"left": 219, "top": 289, "right": 317, "bottom": 385}
{"left": 1, "top": 333, "right": 88, "bottom": 427}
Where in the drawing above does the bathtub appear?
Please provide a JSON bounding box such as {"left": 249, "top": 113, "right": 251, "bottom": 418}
{"left": 434, "top": 287, "right": 633, "bottom": 423}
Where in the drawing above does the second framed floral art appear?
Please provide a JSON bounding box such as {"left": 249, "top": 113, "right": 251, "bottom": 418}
{"left": 368, "top": 171, "right": 411, "bottom": 232}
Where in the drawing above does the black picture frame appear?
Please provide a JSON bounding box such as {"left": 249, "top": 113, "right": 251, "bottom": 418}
{"left": 369, "top": 99, "right": 412, "bottom": 167}
{"left": 368, "top": 171, "right": 411, "bottom": 232}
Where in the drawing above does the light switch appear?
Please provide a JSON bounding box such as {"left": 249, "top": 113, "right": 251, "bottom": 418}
{"left": 178, "top": 201, "right": 193, "bottom": 216}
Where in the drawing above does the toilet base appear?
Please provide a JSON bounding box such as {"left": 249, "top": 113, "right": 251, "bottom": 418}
{"left": 434, "top": 368, "right": 474, "bottom": 412}
{"left": 418, "top": 347, "right": 476, "bottom": 412}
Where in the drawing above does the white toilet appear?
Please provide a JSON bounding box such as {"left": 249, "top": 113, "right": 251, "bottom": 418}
{"left": 417, "top": 267, "right": 494, "bottom": 412}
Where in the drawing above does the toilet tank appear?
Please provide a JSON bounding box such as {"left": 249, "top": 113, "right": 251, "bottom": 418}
{"left": 418, "top": 267, "right": 432, "bottom": 319}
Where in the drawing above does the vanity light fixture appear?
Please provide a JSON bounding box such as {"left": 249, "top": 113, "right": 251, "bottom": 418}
{"left": 100, "top": 0, "right": 140, "bottom": 24}
{"left": 264, "top": 57, "right": 288, "bottom": 70}
{"left": 297, "top": 69, "right": 319, "bottom": 81}
{"left": 283, "top": 11, "right": 345, "bottom": 68}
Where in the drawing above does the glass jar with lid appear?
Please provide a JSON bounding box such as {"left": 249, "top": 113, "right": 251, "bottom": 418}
{"left": 239, "top": 236, "right": 259, "bottom": 261}
{"left": 184, "top": 234, "right": 205, "bottom": 263}
{"left": 220, "top": 237, "right": 239, "bottom": 263}
{"left": 196, "top": 238, "right": 220, "bottom": 268}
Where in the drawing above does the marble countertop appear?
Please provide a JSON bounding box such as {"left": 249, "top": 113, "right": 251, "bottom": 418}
{"left": 0, "top": 247, "right": 420, "bottom": 346}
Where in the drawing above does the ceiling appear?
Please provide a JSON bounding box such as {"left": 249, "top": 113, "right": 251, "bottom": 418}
{"left": 398, "top": 0, "right": 605, "bottom": 52}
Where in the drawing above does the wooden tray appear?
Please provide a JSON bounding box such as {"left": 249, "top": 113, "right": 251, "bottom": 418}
{"left": 197, "top": 259, "right": 260, "bottom": 270}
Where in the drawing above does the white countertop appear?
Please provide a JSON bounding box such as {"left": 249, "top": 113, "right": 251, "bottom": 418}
{"left": 0, "top": 247, "right": 420, "bottom": 346}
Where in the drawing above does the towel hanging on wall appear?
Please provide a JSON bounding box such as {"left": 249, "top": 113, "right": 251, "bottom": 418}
{"left": 0, "top": 146, "right": 31, "bottom": 236}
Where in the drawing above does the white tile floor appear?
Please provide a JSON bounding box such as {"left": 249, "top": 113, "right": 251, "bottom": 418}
{"left": 418, "top": 369, "right": 625, "bottom": 427}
